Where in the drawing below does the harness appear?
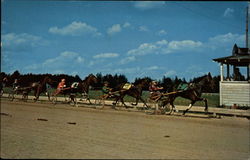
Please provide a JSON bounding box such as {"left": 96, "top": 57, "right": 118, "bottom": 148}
{"left": 71, "top": 82, "right": 79, "bottom": 89}
{"left": 122, "top": 83, "right": 132, "bottom": 90}
{"left": 177, "top": 83, "right": 189, "bottom": 91}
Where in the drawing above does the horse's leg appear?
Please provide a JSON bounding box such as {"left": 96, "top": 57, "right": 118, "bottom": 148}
{"left": 139, "top": 97, "right": 150, "bottom": 110}
{"left": 169, "top": 100, "right": 177, "bottom": 113}
{"left": 131, "top": 97, "right": 139, "bottom": 106}
{"left": 119, "top": 95, "right": 128, "bottom": 108}
{"left": 33, "top": 87, "right": 38, "bottom": 101}
{"left": 116, "top": 94, "right": 129, "bottom": 108}
{"left": 86, "top": 98, "right": 91, "bottom": 104}
{"left": 193, "top": 96, "right": 209, "bottom": 111}
{"left": 47, "top": 92, "right": 51, "bottom": 101}
{"left": 112, "top": 96, "right": 120, "bottom": 106}
{"left": 87, "top": 96, "right": 92, "bottom": 104}
{"left": 70, "top": 94, "right": 78, "bottom": 107}
{"left": 202, "top": 97, "right": 208, "bottom": 112}
{"left": 183, "top": 101, "right": 196, "bottom": 115}
{"left": 170, "top": 95, "right": 179, "bottom": 113}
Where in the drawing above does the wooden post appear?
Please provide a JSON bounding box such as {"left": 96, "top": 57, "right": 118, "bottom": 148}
{"left": 246, "top": 6, "right": 249, "bottom": 48}
{"left": 155, "top": 104, "right": 159, "bottom": 115}
{"left": 248, "top": 63, "right": 250, "bottom": 81}
{"left": 220, "top": 63, "right": 224, "bottom": 82}
{"left": 233, "top": 65, "right": 236, "bottom": 81}
{"left": 227, "top": 64, "right": 230, "bottom": 80}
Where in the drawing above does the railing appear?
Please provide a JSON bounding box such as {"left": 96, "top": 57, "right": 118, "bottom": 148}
{"left": 220, "top": 81, "right": 250, "bottom": 107}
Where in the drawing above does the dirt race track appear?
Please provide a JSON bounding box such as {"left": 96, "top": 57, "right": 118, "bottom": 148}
{"left": 1, "top": 99, "right": 250, "bottom": 159}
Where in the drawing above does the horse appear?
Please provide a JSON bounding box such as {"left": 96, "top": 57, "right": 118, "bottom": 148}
{"left": 112, "top": 78, "right": 151, "bottom": 109}
{"left": 0, "top": 76, "right": 9, "bottom": 96}
{"left": 51, "top": 74, "right": 97, "bottom": 105}
{"left": 164, "top": 72, "right": 215, "bottom": 115}
{"left": 33, "top": 76, "right": 56, "bottom": 101}
{"left": 79, "top": 73, "right": 98, "bottom": 103}
{"left": 8, "top": 86, "right": 33, "bottom": 101}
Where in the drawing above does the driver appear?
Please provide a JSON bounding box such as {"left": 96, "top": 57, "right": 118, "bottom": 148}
{"left": 53, "top": 79, "right": 66, "bottom": 96}
{"left": 149, "top": 80, "right": 163, "bottom": 100}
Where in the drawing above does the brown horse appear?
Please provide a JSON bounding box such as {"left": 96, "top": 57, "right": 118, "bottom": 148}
{"left": 33, "top": 76, "right": 56, "bottom": 101}
{"left": 163, "top": 72, "right": 215, "bottom": 115}
{"left": 78, "top": 73, "right": 98, "bottom": 104}
{"left": 113, "top": 78, "right": 151, "bottom": 109}
{"left": 0, "top": 76, "right": 9, "bottom": 96}
{"left": 52, "top": 74, "right": 97, "bottom": 105}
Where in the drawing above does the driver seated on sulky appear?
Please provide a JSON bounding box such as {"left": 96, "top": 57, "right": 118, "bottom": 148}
{"left": 53, "top": 79, "right": 66, "bottom": 96}
{"left": 102, "top": 81, "right": 113, "bottom": 99}
{"left": 149, "top": 80, "right": 163, "bottom": 100}
{"left": 12, "top": 79, "right": 20, "bottom": 91}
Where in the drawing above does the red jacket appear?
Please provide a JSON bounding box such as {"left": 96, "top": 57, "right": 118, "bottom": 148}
{"left": 57, "top": 82, "right": 65, "bottom": 89}
{"left": 149, "top": 85, "right": 162, "bottom": 92}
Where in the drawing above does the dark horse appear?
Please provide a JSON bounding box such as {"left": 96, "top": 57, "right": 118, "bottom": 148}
{"left": 0, "top": 76, "right": 9, "bottom": 96}
{"left": 165, "top": 72, "right": 215, "bottom": 115}
{"left": 33, "top": 76, "right": 56, "bottom": 101}
{"left": 52, "top": 74, "right": 97, "bottom": 105}
{"left": 113, "top": 78, "right": 151, "bottom": 109}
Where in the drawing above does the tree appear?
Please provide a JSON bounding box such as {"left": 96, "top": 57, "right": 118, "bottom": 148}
{"left": 10, "top": 70, "right": 20, "bottom": 80}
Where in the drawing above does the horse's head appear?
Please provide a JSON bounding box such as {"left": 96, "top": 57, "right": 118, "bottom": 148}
{"left": 43, "top": 76, "right": 54, "bottom": 85}
{"left": 135, "top": 78, "right": 151, "bottom": 90}
{"left": 2, "top": 76, "right": 8, "bottom": 83}
{"left": 85, "top": 74, "right": 98, "bottom": 85}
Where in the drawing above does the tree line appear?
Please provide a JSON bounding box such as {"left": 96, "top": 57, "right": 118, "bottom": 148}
{"left": 0, "top": 70, "right": 220, "bottom": 93}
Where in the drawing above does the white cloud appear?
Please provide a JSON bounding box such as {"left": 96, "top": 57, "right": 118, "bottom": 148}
{"left": 207, "top": 32, "right": 245, "bottom": 49}
{"left": 139, "top": 26, "right": 149, "bottom": 32}
{"left": 166, "top": 40, "right": 203, "bottom": 53}
{"left": 106, "top": 22, "right": 132, "bottom": 36}
{"left": 156, "top": 39, "right": 168, "bottom": 46}
{"left": 24, "top": 51, "right": 85, "bottom": 74}
{"left": 43, "top": 51, "right": 84, "bottom": 66}
{"left": 123, "top": 22, "right": 131, "bottom": 28}
{"left": 107, "top": 24, "right": 122, "bottom": 35}
{"left": 2, "top": 33, "right": 46, "bottom": 52}
{"left": 164, "top": 70, "right": 177, "bottom": 77}
{"left": 93, "top": 53, "right": 119, "bottom": 59}
{"left": 147, "top": 66, "right": 159, "bottom": 70}
{"left": 127, "top": 33, "right": 244, "bottom": 57}
{"left": 49, "top": 21, "right": 101, "bottom": 37}
{"left": 127, "top": 42, "right": 159, "bottom": 56}
{"left": 223, "top": 8, "right": 234, "bottom": 17}
{"left": 157, "top": 29, "right": 167, "bottom": 36}
{"left": 134, "top": 1, "right": 165, "bottom": 10}
{"left": 113, "top": 67, "right": 141, "bottom": 74}
{"left": 127, "top": 39, "right": 203, "bottom": 56}
{"left": 119, "top": 56, "right": 136, "bottom": 64}
{"left": 209, "top": 32, "right": 244, "bottom": 44}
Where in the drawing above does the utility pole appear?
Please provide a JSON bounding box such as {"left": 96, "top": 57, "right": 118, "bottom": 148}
{"left": 247, "top": 3, "right": 249, "bottom": 48}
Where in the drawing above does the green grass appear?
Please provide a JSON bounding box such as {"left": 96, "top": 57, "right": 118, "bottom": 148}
{"left": 2, "top": 87, "right": 219, "bottom": 107}
{"left": 89, "top": 90, "right": 219, "bottom": 107}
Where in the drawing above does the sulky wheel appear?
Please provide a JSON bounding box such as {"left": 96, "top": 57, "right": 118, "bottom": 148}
{"left": 157, "top": 96, "right": 173, "bottom": 115}
{"left": 162, "top": 103, "right": 173, "bottom": 115}
{"left": 22, "top": 93, "right": 28, "bottom": 102}
{"left": 51, "top": 96, "right": 57, "bottom": 105}
{"left": 8, "top": 92, "right": 15, "bottom": 101}
{"left": 146, "top": 97, "right": 157, "bottom": 110}
{"left": 94, "top": 96, "right": 105, "bottom": 109}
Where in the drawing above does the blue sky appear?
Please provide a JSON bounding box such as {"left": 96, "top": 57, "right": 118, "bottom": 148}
{"left": 1, "top": 1, "right": 249, "bottom": 81}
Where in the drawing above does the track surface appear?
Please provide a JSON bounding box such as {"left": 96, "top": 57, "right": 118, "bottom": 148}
{"left": 1, "top": 99, "right": 249, "bottom": 159}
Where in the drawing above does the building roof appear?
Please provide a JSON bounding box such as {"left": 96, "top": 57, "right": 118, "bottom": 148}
{"left": 213, "top": 44, "right": 250, "bottom": 66}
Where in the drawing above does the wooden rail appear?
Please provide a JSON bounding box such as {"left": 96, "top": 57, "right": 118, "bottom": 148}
{"left": 1, "top": 93, "right": 249, "bottom": 119}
